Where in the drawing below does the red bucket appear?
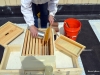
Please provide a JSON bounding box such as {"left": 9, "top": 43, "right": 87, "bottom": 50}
{"left": 64, "top": 18, "right": 81, "bottom": 41}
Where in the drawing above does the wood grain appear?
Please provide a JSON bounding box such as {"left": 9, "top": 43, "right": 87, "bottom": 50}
{"left": 32, "top": 38, "right": 35, "bottom": 55}
{"left": 22, "top": 30, "right": 28, "bottom": 56}
{"left": 26, "top": 30, "right": 30, "bottom": 56}
{"left": 38, "top": 39, "right": 42, "bottom": 55}
{"left": 0, "top": 21, "right": 23, "bottom": 45}
{"left": 35, "top": 38, "right": 38, "bottom": 55}
{"left": 29, "top": 32, "right": 33, "bottom": 56}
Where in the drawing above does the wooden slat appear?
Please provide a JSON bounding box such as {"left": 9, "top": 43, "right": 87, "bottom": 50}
{"left": 16, "top": 0, "right": 21, "bottom": 5}
{"left": 5, "top": 0, "right": 10, "bottom": 5}
{"left": 35, "top": 38, "right": 38, "bottom": 55}
{"left": 32, "top": 38, "right": 35, "bottom": 55}
{"left": 9, "top": 0, "right": 17, "bottom": 5}
{"left": 42, "top": 39, "right": 45, "bottom": 55}
{"left": 29, "top": 32, "right": 33, "bottom": 56}
{"left": 22, "top": 30, "right": 28, "bottom": 56}
{"left": 25, "top": 30, "right": 30, "bottom": 56}
{"left": 44, "top": 43, "right": 47, "bottom": 55}
{"left": 38, "top": 39, "right": 42, "bottom": 55}
{"left": 0, "top": 1, "right": 6, "bottom": 6}
{"left": 50, "top": 30, "right": 54, "bottom": 55}
{"left": 46, "top": 41, "right": 49, "bottom": 55}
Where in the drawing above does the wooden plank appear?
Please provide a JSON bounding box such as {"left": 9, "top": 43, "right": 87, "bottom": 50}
{"left": 44, "top": 43, "right": 47, "bottom": 55}
{"left": 50, "top": 30, "right": 54, "bottom": 55}
{"left": 9, "top": 0, "right": 17, "bottom": 5}
{"left": 42, "top": 39, "right": 45, "bottom": 55}
{"left": 32, "top": 38, "right": 35, "bottom": 55}
{"left": 22, "top": 30, "right": 28, "bottom": 56}
{"left": 38, "top": 39, "right": 42, "bottom": 55}
{"left": 46, "top": 41, "right": 49, "bottom": 55}
{"left": 29, "top": 32, "right": 33, "bottom": 56}
{"left": 35, "top": 38, "right": 38, "bottom": 55}
{"left": 0, "top": 0, "right": 6, "bottom": 6}
{"left": 5, "top": 0, "right": 10, "bottom": 5}
{"left": 16, "top": 0, "right": 21, "bottom": 5}
{"left": 0, "top": 24, "right": 15, "bottom": 38}
{"left": 25, "top": 30, "right": 30, "bottom": 56}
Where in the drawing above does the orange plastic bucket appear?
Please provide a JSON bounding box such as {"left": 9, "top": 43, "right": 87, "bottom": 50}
{"left": 64, "top": 18, "right": 81, "bottom": 41}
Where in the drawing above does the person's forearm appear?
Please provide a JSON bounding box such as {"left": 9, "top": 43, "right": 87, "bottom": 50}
{"left": 21, "top": 0, "right": 34, "bottom": 26}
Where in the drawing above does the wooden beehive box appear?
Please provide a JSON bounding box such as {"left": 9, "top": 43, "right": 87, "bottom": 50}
{"left": 0, "top": 21, "right": 24, "bottom": 46}
{"left": 20, "top": 29, "right": 55, "bottom": 70}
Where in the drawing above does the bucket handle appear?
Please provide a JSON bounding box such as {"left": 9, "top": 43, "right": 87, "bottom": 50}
{"left": 64, "top": 22, "right": 70, "bottom": 28}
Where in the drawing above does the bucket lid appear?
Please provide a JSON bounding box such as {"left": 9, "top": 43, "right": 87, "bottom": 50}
{"left": 0, "top": 21, "right": 24, "bottom": 46}
{"left": 55, "top": 35, "right": 86, "bottom": 58}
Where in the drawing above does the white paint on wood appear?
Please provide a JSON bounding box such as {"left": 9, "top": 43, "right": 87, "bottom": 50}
{"left": 89, "top": 0, "right": 98, "bottom": 4}
{"left": 6, "top": 52, "right": 22, "bottom": 69}
{"left": 55, "top": 50, "right": 73, "bottom": 68}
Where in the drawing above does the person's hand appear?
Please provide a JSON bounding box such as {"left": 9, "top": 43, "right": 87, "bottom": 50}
{"left": 49, "top": 15, "right": 54, "bottom": 25}
{"left": 29, "top": 25, "right": 38, "bottom": 37}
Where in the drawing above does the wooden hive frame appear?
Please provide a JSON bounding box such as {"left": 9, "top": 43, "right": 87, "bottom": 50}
{"left": 20, "top": 29, "right": 55, "bottom": 70}
{"left": 0, "top": 29, "right": 83, "bottom": 75}
{"left": 21, "top": 29, "right": 54, "bottom": 56}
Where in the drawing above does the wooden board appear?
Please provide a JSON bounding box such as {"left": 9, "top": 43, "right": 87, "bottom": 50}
{"left": 55, "top": 35, "right": 86, "bottom": 58}
{"left": 0, "top": 21, "right": 24, "bottom": 46}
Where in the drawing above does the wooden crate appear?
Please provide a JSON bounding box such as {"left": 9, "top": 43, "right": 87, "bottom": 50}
{"left": 0, "top": 21, "right": 24, "bottom": 46}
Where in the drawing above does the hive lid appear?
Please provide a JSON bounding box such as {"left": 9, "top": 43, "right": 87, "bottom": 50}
{"left": 55, "top": 35, "right": 86, "bottom": 58}
{"left": 0, "top": 21, "right": 24, "bottom": 46}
